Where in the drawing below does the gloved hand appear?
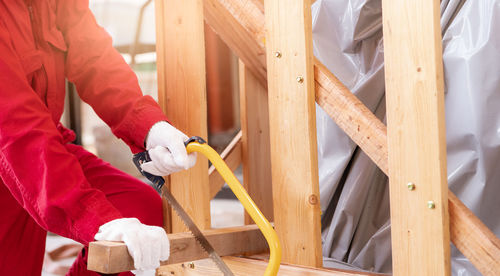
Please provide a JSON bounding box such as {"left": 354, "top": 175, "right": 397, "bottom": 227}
{"left": 94, "top": 218, "right": 169, "bottom": 274}
{"left": 141, "top": 121, "right": 197, "bottom": 176}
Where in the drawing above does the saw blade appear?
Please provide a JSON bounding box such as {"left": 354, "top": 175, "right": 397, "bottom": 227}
{"left": 159, "top": 184, "right": 234, "bottom": 276}
{"left": 133, "top": 151, "right": 233, "bottom": 275}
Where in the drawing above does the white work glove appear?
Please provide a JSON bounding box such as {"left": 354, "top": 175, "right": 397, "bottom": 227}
{"left": 141, "top": 121, "right": 197, "bottom": 176}
{"left": 94, "top": 218, "right": 169, "bottom": 274}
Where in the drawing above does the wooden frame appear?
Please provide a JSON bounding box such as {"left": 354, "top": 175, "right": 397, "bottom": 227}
{"left": 382, "top": 1, "right": 450, "bottom": 274}
{"left": 87, "top": 225, "right": 268, "bottom": 273}
{"left": 89, "top": 0, "right": 500, "bottom": 275}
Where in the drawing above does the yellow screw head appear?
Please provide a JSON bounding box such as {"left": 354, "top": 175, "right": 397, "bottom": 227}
{"left": 407, "top": 182, "right": 415, "bottom": 191}
{"left": 427, "top": 201, "right": 436, "bottom": 209}
{"left": 296, "top": 76, "right": 304, "bottom": 83}
{"left": 274, "top": 51, "right": 282, "bottom": 58}
{"left": 187, "top": 262, "right": 195, "bottom": 269}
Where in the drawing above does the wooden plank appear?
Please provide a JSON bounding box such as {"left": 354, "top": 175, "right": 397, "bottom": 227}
{"left": 239, "top": 60, "right": 273, "bottom": 223}
{"left": 204, "top": 0, "right": 388, "bottom": 169}
{"left": 202, "top": 0, "right": 500, "bottom": 274}
{"left": 448, "top": 192, "right": 500, "bottom": 275}
{"left": 264, "top": 0, "right": 322, "bottom": 267}
{"left": 158, "top": 256, "right": 384, "bottom": 276}
{"left": 314, "top": 63, "right": 388, "bottom": 172}
{"left": 204, "top": 0, "right": 267, "bottom": 87}
{"left": 205, "top": 22, "right": 237, "bottom": 133}
{"left": 381, "top": 1, "right": 450, "bottom": 275}
{"left": 87, "top": 225, "right": 268, "bottom": 274}
{"left": 209, "top": 131, "right": 243, "bottom": 198}
{"left": 154, "top": 0, "right": 172, "bottom": 233}
{"left": 157, "top": 0, "right": 210, "bottom": 232}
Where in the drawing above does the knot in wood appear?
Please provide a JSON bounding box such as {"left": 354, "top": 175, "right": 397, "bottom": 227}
{"left": 308, "top": 194, "right": 318, "bottom": 205}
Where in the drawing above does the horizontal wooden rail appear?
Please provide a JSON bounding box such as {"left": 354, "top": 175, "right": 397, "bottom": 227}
{"left": 209, "top": 130, "right": 243, "bottom": 198}
{"left": 88, "top": 225, "right": 267, "bottom": 274}
{"left": 203, "top": 0, "right": 500, "bottom": 274}
{"left": 158, "top": 256, "right": 384, "bottom": 275}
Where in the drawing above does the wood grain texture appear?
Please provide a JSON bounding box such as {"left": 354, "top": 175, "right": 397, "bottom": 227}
{"left": 158, "top": 256, "right": 384, "bottom": 276}
{"left": 154, "top": 0, "right": 172, "bottom": 233}
{"left": 209, "top": 131, "right": 243, "bottom": 198}
{"left": 314, "top": 62, "right": 389, "bottom": 173}
{"left": 88, "top": 225, "right": 268, "bottom": 274}
{"left": 204, "top": 0, "right": 267, "bottom": 87}
{"left": 448, "top": 192, "right": 500, "bottom": 275}
{"left": 204, "top": 0, "right": 388, "bottom": 172}
{"left": 239, "top": 60, "right": 273, "bottom": 223}
{"left": 381, "top": 0, "right": 450, "bottom": 275}
{"left": 264, "top": 0, "right": 322, "bottom": 267}
{"left": 157, "top": 0, "right": 210, "bottom": 232}
{"left": 201, "top": 0, "right": 500, "bottom": 274}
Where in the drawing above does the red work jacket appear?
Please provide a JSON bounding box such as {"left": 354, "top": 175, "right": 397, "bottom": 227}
{"left": 0, "top": 0, "right": 168, "bottom": 244}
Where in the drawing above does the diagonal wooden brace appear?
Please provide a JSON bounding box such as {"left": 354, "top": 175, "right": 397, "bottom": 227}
{"left": 203, "top": 0, "right": 500, "bottom": 274}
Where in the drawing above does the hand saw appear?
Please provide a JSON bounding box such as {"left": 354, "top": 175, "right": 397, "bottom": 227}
{"left": 132, "top": 136, "right": 234, "bottom": 276}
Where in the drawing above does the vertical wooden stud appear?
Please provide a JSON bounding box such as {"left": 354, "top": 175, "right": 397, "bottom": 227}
{"left": 264, "top": 0, "right": 322, "bottom": 267}
{"left": 155, "top": 0, "right": 211, "bottom": 232}
{"left": 382, "top": 0, "right": 451, "bottom": 275}
{"left": 239, "top": 60, "right": 273, "bottom": 224}
{"left": 154, "top": 0, "right": 172, "bottom": 234}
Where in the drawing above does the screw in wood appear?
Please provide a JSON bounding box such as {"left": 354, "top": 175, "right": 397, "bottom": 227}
{"left": 407, "top": 182, "right": 415, "bottom": 191}
{"left": 274, "top": 51, "right": 282, "bottom": 58}
{"left": 427, "top": 201, "right": 436, "bottom": 209}
{"left": 296, "top": 76, "right": 304, "bottom": 83}
{"left": 187, "top": 262, "right": 195, "bottom": 269}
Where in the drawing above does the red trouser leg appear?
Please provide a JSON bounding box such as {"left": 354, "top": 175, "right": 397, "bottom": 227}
{"left": 65, "top": 144, "right": 164, "bottom": 276}
{"left": 0, "top": 183, "right": 47, "bottom": 275}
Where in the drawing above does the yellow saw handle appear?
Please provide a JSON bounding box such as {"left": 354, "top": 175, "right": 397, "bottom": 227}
{"left": 185, "top": 137, "right": 281, "bottom": 276}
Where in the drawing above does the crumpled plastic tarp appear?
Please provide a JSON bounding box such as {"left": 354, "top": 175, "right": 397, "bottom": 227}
{"left": 312, "top": 0, "right": 500, "bottom": 275}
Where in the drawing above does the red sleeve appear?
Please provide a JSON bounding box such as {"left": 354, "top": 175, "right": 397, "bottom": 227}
{"left": 0, "top": 22, "right": 122, "bottom": 244}
{"left": 55, "top": 0, "right": 169, "bottom": 153}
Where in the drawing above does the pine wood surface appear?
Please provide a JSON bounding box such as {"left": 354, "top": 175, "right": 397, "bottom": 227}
{"left": 157, "top": 0, "right": 211, "bottom": 232}
{"left": 87, "top": 225, "right": 268, "bottom": 274}
{"left": 204, "top": 0, "right": 267, "bottom": 87}
{"left": 382, "top": 0, "right": 450, "bottom": 275}
{"left": 158, "top": 256, "right": 385, "bottom": 276}
{"left": 202, "top": 0, "right": 500, "bottom": 274}
{"left": 264, "top": 0, "right": 322, "bottom": 267}
{"left": 448, "top": 192, "right": 500, "bottom": 275}
{"left": 239, "top": 61, "right": 274, "bottom": 223}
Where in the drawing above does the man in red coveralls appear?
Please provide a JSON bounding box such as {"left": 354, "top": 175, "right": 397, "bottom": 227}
{"left": 0, "top": 0, "right": 197, "bottom": 275}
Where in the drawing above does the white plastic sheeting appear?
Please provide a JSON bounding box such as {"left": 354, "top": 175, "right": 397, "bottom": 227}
{"left": 312, "top": 0, "right": 500, "bottom": 275}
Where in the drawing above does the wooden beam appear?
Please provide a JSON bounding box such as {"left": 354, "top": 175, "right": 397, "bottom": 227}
{"left": 203, "top": 0, "right": 500, "bottom": 274}
{"left": 157, "top": 0, "right": 210, "bottom": 232}
{"left": 382, "top": 0, "right": 450, "bottom": 275}
{"left": 209, "top": 131, "right": 243, "bottom": 198}
{"left": 204, "top": 0, "right": 387, "bottom": 170}
{"left": 264, "top": 0, "right": 322, "bottom": 267}
{"left": 448, "top": 192, "right": 500, "bottom": 275}
{"left": 239, "top": 60, "right": 273, "bottom": 223}
{"left": 204, "top": 0, "right": 267, "bottom": 87}
{"left": 87, "top": 225, "right": 268, "bottom": 274}
{"left": 158, "top": 256, "right": 384, "bottom": 276}
{"left": 154, "top": 0, "right": 172, "bottom": 234}
{"left": 314, "top": 63, "right": 388, "bottom": 173}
